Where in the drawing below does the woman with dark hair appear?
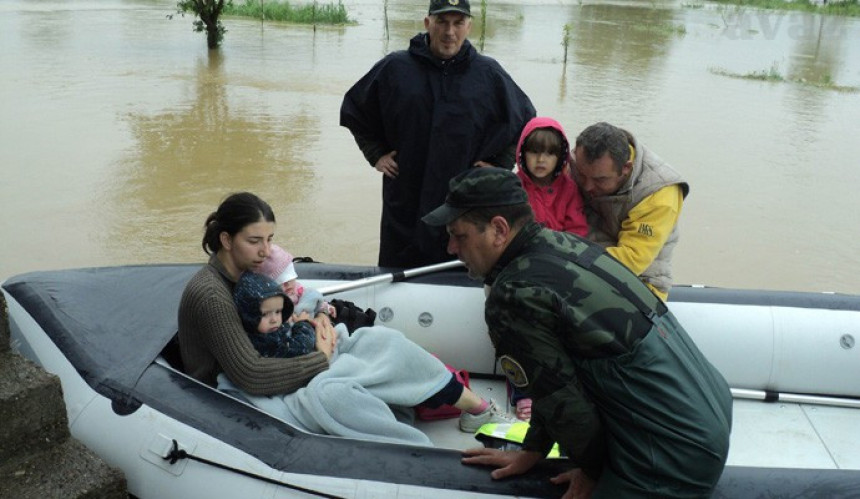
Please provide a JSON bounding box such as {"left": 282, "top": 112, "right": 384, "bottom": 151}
{"left": 178, "top": 192, "right": 515, "bottom": 439}
{"left": 178, "top": 192, "right": 336, "bottom": 395}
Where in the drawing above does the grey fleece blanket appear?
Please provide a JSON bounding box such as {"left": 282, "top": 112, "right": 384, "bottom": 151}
{"left": 217, "top": 324, "right": 452, "bottom": 446}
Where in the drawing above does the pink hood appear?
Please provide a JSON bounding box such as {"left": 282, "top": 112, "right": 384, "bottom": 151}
{"left": 515, "top": 116, "right": 571, "bottom": 180}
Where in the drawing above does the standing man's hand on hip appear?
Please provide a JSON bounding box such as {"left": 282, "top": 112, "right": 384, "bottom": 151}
{"left": 375, "top": 151, "right": 399, "bottom": 178}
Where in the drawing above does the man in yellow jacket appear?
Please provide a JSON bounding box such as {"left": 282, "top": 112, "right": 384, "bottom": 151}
{"left": 571, "top": 122, "right": 688, "bottom": 301}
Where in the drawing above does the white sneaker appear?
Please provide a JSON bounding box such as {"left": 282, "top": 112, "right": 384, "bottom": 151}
{"left": 459, "top": 399, "right": 516, "bottom": 433}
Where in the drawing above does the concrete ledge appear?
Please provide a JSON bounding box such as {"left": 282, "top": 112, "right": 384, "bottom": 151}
{"left": 0, "top": 352, "right": 68, "bottom": 464}
{"left": 0, "top": 438, "right": 127, "bottom": 499}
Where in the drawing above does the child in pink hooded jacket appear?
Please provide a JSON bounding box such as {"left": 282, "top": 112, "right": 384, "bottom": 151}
{"left": 515, "top": 117, "right": 588, "bottom": 237}
{"left": 512, "top": 117, "right": 588, "bottom": 420}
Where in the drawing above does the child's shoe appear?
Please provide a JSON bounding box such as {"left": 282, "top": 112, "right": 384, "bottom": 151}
{"left": 459, "top": 399, "right": 516, "bottom": 433}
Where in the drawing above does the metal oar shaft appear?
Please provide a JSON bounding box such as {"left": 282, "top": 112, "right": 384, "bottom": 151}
{"left": 731, "top": 388, "right": 860, "bottom": 409}
{"left": 318, "top": 260, "right": 465, "bottom": 296}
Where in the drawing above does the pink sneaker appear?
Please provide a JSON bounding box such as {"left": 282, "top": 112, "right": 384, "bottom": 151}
{"left": 515, "top": 398, "right": 532, "bottom": 421}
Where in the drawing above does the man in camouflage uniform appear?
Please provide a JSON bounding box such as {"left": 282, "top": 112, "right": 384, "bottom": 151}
{"left": 423, "top": 167, "right": 732, "bottom": 498}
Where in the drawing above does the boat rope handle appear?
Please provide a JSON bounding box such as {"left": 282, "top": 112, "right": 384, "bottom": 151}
{"left": 164, "top": 439, "right": 346, "bottom": 499}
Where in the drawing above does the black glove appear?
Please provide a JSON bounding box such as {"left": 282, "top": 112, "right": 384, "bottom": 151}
{"left": 330, "top": 299, "right": 377, "bottom": 335}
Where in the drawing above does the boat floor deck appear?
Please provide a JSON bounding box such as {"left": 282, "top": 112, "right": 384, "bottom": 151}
{"left": 417, "top": 378, "right": 860, "bottom": 471}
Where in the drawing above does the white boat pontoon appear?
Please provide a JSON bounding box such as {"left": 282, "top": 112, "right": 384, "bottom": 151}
{"left": 3, "top": 262, "right": 860, "bottom": 498}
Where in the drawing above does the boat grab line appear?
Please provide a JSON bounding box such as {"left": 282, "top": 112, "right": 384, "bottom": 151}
{"left": 164, "top": 439, "right": 346, "bottom": 498}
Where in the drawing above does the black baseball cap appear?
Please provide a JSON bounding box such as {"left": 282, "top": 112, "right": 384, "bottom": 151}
{"left": 428, "top": 0, "right": 471, "bottom": 17}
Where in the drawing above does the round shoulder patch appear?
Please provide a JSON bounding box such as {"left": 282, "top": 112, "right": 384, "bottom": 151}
{"left": 499, "top": 355, "right": 529, "bottom": 388}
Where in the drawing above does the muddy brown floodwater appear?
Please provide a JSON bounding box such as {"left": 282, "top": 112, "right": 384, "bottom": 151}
{"left": 1, "top": 0, "right": 859, "bottom": 293}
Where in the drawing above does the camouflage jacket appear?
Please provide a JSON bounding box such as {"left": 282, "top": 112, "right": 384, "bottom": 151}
{"left": 483, "top": 221, "right": 666, "bottom": 477}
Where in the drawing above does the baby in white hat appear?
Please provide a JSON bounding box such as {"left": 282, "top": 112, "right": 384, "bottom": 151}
{"left": 258, "top": 244, "right": 335, "bottom": 318}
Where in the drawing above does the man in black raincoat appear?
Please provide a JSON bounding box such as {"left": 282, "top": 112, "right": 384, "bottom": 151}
{"left": 340, "top": 0, "right": 535, "bottom": 268}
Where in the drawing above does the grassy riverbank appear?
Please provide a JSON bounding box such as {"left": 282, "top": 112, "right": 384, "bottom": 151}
{"left": 707, "top": 0, "right": 860, "bottom": 17}
{"left": 224, "top": 0, "right": 352, "bottom": 24}
{"left": 710, "top": 63, "right": 859, "bottom": 92}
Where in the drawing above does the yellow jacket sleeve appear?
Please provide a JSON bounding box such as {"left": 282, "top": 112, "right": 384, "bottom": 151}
{"left": 605, "top": 185, "right": 683, "bottom": 300}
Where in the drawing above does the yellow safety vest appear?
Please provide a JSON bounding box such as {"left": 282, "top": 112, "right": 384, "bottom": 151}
{"left": 474, "top": 422, "right": 562, "bottom": 458}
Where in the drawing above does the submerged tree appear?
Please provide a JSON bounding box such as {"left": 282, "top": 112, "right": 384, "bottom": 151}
{"left": 175, "top": 0, "right": 232, "bottom": 49}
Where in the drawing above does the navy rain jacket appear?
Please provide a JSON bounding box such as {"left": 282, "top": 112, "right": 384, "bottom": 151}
{"left": 341, "top": 33, "right": 535, "bottom": 267}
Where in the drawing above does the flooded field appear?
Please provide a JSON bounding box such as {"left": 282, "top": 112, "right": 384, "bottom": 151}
{"left": 1, "top": 0, "right": 859, "bottom": 293}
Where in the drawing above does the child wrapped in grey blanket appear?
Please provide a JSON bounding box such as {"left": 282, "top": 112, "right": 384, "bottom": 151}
{"left": 221, "top": 324, "right": 452, "bottom": 446}
{"left": 218, "top": 245, "right": 516, "bottom": 445}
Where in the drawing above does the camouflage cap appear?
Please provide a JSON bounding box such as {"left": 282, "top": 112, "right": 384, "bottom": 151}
{"left": 422, "top": 167, "right": 528, "bottom": 226}
{"left": 428, "top": 0, "right": 471, "bottom": 17}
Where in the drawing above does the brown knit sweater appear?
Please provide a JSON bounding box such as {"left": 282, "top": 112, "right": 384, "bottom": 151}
{"left": 178, "top": 255, "right": 329, "bottom": 396}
